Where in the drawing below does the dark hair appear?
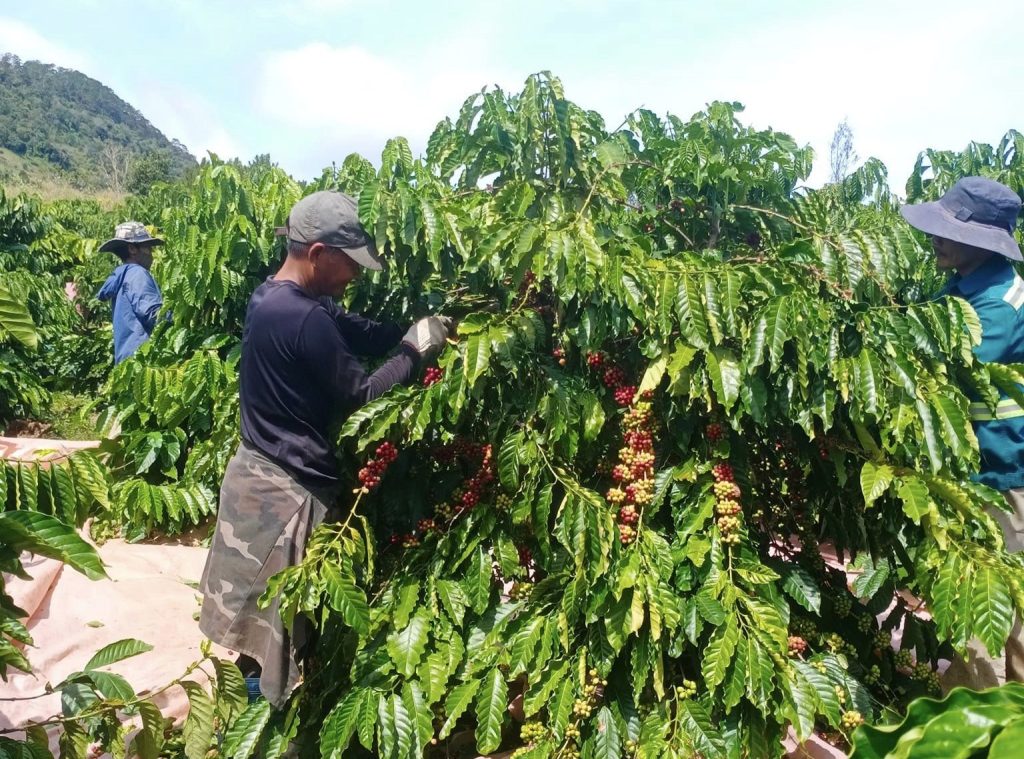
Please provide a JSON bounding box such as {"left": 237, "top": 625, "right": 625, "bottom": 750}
{"left": 287, "top": 239, "right": 311, "bottom": 258}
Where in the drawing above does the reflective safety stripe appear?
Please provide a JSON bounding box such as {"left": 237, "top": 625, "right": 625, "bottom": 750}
{"left": 969, "top": 398, "right": 1024, "bottom": 421}
{"left": 1004, "top": 275, "right": 1024, "bottom": 310}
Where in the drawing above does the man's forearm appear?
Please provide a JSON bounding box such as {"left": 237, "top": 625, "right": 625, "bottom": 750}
{"left": 363, "top": 344, "right": 421, "bottom": 402}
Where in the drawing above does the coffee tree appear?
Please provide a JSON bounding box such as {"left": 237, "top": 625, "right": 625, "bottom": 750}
{"left": 180, "top": 74, "right": 1021, "bottom": 758}
{"left": 68, "top": 73, "right": 1024, "bottom": 757}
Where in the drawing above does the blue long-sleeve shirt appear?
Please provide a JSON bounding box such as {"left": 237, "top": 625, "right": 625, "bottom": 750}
{"left": 943, "top": 256, "right": 1024, "bottom": 491}
{"left": 96, "top": 263, "right": 163, "bottom": 364}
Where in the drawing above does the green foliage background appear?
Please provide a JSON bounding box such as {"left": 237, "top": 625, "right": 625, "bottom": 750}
{"left": 1, "top": 72, "right": 1024, "bottom": 758}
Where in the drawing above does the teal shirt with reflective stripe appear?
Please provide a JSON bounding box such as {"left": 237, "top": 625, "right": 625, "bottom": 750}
{"left": 943, "top": 256, "right": 1024, "bottom": 491}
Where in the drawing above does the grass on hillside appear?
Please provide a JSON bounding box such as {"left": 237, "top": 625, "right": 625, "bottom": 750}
{"left": 0, "top": 148, "right": 125, "bottom": 207}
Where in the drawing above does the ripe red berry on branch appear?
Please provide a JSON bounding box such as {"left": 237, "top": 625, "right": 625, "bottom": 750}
{"left": 517, "top": 545, "right": 532, "bottom": 566}
{"left": 706, "top": 422, "right": 725, "bottom": 443}
{"left": 602, "top": 366, "right": 627, "bottom": 389}
{"left": 614, "top": 385, "right": 637, "bottom": 406}
{"left": 423, "top": 366, "right": 444, "bottom": 386}
{"left": 711, "top": 462, "right": 734, "bottom": 482}
{"left": 357, "top": 442, "right": 400, "bottom": 490}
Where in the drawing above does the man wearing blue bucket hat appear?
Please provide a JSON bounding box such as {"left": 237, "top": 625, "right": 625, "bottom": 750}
{"left": 96, "top": 221, "right": 165, "bottom": 364}
{"left": 902, "top": 176, "right": 1024, "bottom": 686}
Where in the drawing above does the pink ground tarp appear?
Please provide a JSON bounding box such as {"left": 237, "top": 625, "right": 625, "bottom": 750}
{"left": 0, "top": 538, "right": 233, "bottom": 743}
{"left": 0, "top": 432, "right": 233, "bottom": 746}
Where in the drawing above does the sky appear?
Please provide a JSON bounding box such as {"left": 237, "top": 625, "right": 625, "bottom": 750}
{"left": 1, "top": 0, "right": 1021, "bottom": 191}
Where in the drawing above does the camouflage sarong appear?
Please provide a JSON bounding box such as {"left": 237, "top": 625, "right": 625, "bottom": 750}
{"left": 199, "top": 442, "right": 339, "bottom": 707}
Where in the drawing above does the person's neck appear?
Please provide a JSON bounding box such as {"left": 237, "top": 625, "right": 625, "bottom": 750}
{"left": 274, "top": 258, "right": 316, "bottom": 294}
{"left": 955, "top": 254, "right": 996, "bottom": 278}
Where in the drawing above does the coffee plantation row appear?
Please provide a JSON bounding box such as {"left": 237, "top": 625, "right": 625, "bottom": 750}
{"left": 2, "top": 73, "right": 1024, "bottom": 758}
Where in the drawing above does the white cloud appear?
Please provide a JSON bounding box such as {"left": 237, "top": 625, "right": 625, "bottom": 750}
{"left": 0, "top": 17, "right": 92, "bottom": 73}
{"left": 564, "top": 0, "right": 1023, "bottom": 191}
{"left": 130, "top": 81, "right": 246, "bottom": 161}
{"left": 255, "top": 36, "right": 521, "bottom": 175}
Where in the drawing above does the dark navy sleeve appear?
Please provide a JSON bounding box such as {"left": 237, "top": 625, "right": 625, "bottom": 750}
{"left": 320, "top": 299, "right": 406, "bottom": 357}
{"left": 298, "top": 306, "right": 419, "bottom": 412}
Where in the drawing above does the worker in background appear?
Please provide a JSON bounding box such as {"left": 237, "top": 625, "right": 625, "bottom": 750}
{"left": 902, "top": 176, "right": 1024, "bottom": 687}
{"left": 96, "top": 221, "right": 164, "bottom": 363}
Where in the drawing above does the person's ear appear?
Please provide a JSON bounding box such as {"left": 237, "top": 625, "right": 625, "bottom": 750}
{"left": 307, "top": 242, "right": 326, "bottom": 268}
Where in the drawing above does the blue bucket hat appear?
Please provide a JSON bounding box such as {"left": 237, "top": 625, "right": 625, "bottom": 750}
{"left": 900, "top": 177, "right": 1022, "bottom": 262}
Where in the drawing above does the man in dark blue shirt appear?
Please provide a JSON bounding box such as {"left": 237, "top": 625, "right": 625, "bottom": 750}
{"left": 199, "top": 191, "right": 452, "bottom": 705}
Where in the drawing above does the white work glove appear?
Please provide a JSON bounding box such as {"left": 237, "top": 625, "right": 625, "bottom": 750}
{"left": 402, "top": 316, "right": 453, "bottom": 361}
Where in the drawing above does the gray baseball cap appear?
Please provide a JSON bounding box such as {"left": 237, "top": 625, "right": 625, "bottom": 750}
{"left": 901, "top": 177, "right": 1022, "bottom": 262}
{"left": 99, "top": 221, "right": 164, "bottom": 255}
{"left": 275, "top": 191, "right": 383, "bottom": 271}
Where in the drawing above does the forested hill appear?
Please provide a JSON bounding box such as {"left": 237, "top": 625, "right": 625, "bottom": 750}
{"left": 0, "top": 53, "right": 197, "bottom": 193}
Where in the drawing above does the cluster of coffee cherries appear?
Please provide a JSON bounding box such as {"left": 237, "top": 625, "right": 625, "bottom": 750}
{"left": 863, "top": 664, "right": 882, "bottom": 685}
{"left": 459, "top": 443, "right": 494, "bottom": 509}
{"left": 357, "top": 442, "right": 398, "bottom": 491}
{"left": 389, "top": 441, "right": 496, "bottom": 547}
{"left": 893, "top": 649, "right": 914, "bottom": 670}
{"left": 841, "top": 710, "right": 865, "bottom": 729}
{"left": 586, "top": 351, "right": 605, "bottom": 368}
{"left": 711, "top": 459, "right": 743, "bottom": 546}
{"left": 749, "top": 437, "right": 811, "bottom": 531}
{"left": 561, "top": 727, "right": 581, "bottom": 759}
{"left": 705, "top": 422, "right": 726, "bottom": 444}
{"left": 607, "top": 397, "right": 657, "bottom": 545}
{"left": 389, "top": 532, "right": 421, "bottom": 548}
{"left": 601, "top": 365, "right": 628, "bottom": 390}
{"left": 383, "top": 520, "right": 427, "bottom": 546}
{"left": 432, "top": 441, "right": 495, "bottom": 520}
{"left": 423, "top": 366, "right": 444, "bottom": 386}
{"left": 674, "top": 679, "right": 698, "bottom": 699}
{"left": 788, "top": 635, "right": 808, "bottom": 657}
{"left": 516, "top": 721, "right": 548, "bottom": 750}
{"left": 572, "top": 668, "right": 607, "bottom": 719}
{"left": 508, "top": 580, "right": 533, "bottom": 601}
{"left": 613, "top": 385, "right": 638, "bottom": 406}
{"left": 825, "top": 632, "right": 857, "bottom": 658}
{"left": 552, "top": 346, "right": 567, "bottom": 366}
{"left": 872, "top": 630, "right": 892, "bottom": 653}
{"left": 911, "top": 662, "right": 941, "bottom": 693}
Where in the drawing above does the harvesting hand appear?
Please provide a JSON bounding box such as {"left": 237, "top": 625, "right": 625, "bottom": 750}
{"left": 403, "top": 316, "right": 454, "bottom": 361}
